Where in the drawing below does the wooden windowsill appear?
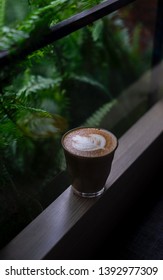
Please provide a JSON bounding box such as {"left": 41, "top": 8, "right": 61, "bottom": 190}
{"left": 0, "top": 99, "right": 162, "bottom": 260}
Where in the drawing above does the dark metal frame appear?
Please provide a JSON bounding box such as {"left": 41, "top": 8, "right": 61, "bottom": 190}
{"left": 152, "top": 0, "right": 163, "bottom": 67}
{"left": 1, "top": 0, "right": 162, "bottom": 103}
{"left": 0, "top": 0, "right": 136, "bottom": 67}
{"left": 149, "top": 0, "right": 163, "bottom": 106}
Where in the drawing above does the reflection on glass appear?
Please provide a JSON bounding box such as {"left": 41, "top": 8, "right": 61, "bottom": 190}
{"left": 0, "top": 0, "right": 161, "bottom": 248}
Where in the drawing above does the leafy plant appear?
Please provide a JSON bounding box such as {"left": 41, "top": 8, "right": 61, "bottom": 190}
{"left": 0, "top": 0, "right": 5, "bottom": 33}
{"left": 0, "top": 0, "right": 153, "bottom": 248}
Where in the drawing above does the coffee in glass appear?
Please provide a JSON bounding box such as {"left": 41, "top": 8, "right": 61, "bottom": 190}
{"left": 61, "top": 127, "right": 118, "bottom": 198}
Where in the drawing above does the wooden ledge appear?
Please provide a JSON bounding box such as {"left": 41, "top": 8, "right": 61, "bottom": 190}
{"left": 0, "top": 99, "right": 162, "bottom": 260}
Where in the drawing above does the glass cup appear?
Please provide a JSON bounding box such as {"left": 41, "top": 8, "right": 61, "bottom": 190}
{"left": 61, "top": 127, "right": 118, "bottom": 198}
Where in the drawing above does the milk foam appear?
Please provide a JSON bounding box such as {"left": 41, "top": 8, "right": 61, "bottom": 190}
{"left": 72, "top": 134, "right": 106, "bottom": 151}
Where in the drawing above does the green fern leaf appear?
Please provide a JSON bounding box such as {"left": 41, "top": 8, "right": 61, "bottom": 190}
{"left": 92, "top": 19, "right": 103, "bottom": 42}
{"left": 0, "top": 0, "right": 5, "bottom": 34}
{"left": 73, "top": 75, "right": 110, "bottom": 96}
{"left": 16, "top": 75, "right": 61, "bottom": 99}
{"left": 0, "top": 26, "right": 29, "bottom": 51}
{"left": 12, "top": 104, "right": 68, "bottom": 138}
{"left": 84, "top": 99, "right": 117, "bottom": 127}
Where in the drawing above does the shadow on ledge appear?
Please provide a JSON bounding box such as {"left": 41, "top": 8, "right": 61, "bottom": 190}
{"left": 96, "top": 161, "right": 163, "bottom": 260}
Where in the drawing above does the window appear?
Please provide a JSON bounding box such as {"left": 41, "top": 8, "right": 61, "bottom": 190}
{"left": 0, "top": 0, "right": 162, "bottom": 257}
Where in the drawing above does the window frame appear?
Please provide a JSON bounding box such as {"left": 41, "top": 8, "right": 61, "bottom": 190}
{"left": 0, "top": 0, "right": 136, "bottom": 67}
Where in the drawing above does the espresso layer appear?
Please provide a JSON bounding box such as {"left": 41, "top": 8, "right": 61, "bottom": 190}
{"left": 62, "top": 127, "right": 117, "bottom": 157}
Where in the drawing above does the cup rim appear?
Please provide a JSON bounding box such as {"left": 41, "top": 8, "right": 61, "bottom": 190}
{"left": 61, "top": 126, "right": 118, "bottom": 159}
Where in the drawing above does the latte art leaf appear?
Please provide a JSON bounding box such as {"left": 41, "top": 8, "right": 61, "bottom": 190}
{"left": 72, "top": 134, "right": 106, "bottom": 151}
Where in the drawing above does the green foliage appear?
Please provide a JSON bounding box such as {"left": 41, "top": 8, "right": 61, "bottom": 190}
{"left": 84, "top": 99, "right": 117, "bottom": 127}
{"left": 0, "top": 0, "right": 151, "bottom": 188}
{"left": 0, "top": 0, "right": 152, "bottom": 247}
{"left": 0, "top": 26, "right": 29, "bottom": 50}
{"left": 0, "top": 0, "right": 5, "bottom": 33}
{"left": 0, "top": 0, "right": 103, "bottom": 52}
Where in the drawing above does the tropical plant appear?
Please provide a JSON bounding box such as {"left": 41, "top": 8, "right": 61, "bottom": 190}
{"left": 0, "top": 0, "right": 152, "bottom": 248}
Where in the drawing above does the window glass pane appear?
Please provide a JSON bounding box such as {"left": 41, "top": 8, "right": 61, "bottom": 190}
{"left": 0, "top": 0, "right": 162, "bottom": 248}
